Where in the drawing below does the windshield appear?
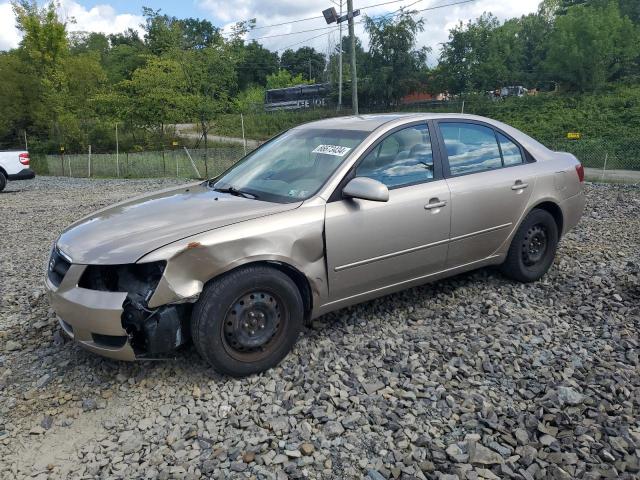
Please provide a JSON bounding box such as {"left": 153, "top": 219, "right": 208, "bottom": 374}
{"left": 212, "top": 128, "right": 369, "bottom": 203}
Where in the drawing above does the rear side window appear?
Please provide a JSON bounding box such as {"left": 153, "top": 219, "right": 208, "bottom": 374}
{"left": 440, "top": 123, "right": 502, "bottom": 176}
{"left": 497, "top": 132, "right": 524, "bottom": 166}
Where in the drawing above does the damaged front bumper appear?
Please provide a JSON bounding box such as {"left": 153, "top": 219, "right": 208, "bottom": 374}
{"left": 45, "top": 248, "right": 188, "bottom": 361}
{"left": 46, "top": 264, "right": 137, "bottom": 361}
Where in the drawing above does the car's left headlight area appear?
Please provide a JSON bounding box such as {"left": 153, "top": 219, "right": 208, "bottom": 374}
{"left": 45, "top": 254, "right": 191, "bottom": 360}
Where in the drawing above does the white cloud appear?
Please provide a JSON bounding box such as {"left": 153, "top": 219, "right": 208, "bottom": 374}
{"left": 0, "top": 0, "right": 144, "bottom": 51}
{"left": 200, "top": 0, "right": 540, "bottom": 57}
{"left": 0, "top": 3, "right": 20, "bottom": 50}
{"left": 60, "top": 0, "right": 144, "bottom": 36}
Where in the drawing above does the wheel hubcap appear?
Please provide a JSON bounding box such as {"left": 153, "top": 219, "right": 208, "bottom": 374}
{"left": 522, "top": 224, "right": 548, "bottom": 266}
{"left": 223, "top": 291, "right": 280, "bottom": 352}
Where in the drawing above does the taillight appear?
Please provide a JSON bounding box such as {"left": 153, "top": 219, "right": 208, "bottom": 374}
{"left": 19, "top": 153, "right": 30, "bottom": 166}
{"left": 575, "top": 163, "right": 584, "bottom": 183}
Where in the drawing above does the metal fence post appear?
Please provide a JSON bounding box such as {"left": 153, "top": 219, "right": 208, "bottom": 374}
{"left": 601, "top": 152, "right": 608, "bottom": 182}
{"left": 241, "top": 113, "right": 247, "bottom": 156}
{"left": 183, "top": 146, "right": 201, "bottom": 178}
{"left": 115, "top": 123, "right": 120, "bottom": 178}
{"left": 88, "top": 145, "right": 92, "bottom": 178}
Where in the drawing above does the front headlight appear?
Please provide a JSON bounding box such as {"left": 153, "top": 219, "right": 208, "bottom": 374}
{"left": 78, "top": 261, "right": 166, "bottom": 303}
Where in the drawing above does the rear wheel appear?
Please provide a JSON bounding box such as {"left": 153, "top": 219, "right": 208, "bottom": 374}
{"left": 191, "top": 265, "right": 303, "bottom": 377}
{"left": 500, "top": 209, "right": 559, "bottom": 283}
{"left": 0, "top": 172, "right": 6, "bottom": 192}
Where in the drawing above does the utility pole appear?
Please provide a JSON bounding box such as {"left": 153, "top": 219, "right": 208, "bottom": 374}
{"left": 322, "top": 2, "right": 358, "bottom": 113}
{"left": 337, "top": 0, "right": 343, "bottom": 111}
{"left": 346, "top": 0, "right": 358, "bottom": 114}
{"left": 309, "top": 58, "right": 312, "bottom": 81}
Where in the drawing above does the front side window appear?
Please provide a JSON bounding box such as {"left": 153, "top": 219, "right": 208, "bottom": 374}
{"left": 213, "top": 128, "right": 368, "bottom": 203}
{"left": 356, "top": 124, "right": 434, "bottom": 188}
{"left": 440, "top": 123, "right": 502, "bottom": 176}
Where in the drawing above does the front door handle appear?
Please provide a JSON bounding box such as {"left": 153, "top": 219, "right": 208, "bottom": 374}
{"left": 511, "top": 181, "right": 529, "bottom": 191}
{"left": 425, "top": 199, "right": 447, "bottom": 210}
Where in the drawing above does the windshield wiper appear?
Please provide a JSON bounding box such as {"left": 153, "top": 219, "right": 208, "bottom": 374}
{"left": 213, "top": 185, "right": 259, "bottom": 200}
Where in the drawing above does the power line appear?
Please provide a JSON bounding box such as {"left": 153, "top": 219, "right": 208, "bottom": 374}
{"left": 414, "top": 0, "right": 475, "bottom": 14}
{"left": 246, "top": 25, "right": 339, "bottom": 41}
{"left": 228, "top": 0, "right": 476, "bottom": 43}
{"left": 221, "top": 0, "right": 428, "bottom": 34}
{"left": 276, "top": 29, "right": 340, "bottom": 52}
{"left": 224, "top": 0, "right": 478, "bottom": 63}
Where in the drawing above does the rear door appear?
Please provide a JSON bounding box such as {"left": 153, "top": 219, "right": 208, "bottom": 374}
{"left": 434, "top": 121, "right": 537, "bottom": 267}
{"left": 324, "top": 122, "right": 451, "bottom": 302}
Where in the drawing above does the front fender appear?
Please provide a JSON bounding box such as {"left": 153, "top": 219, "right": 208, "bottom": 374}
{"left": 139, "top": 205, "right": 328, "bottom": 310}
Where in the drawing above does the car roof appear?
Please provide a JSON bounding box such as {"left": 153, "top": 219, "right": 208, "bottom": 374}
{"left": 295, "top": 113, "right": 512, "bottom": 132}
{"left": 295, "top": 114, "right": 419, "bottom": 132}
{"left": 295, "top": 112, "right": 553, "bottom": 159}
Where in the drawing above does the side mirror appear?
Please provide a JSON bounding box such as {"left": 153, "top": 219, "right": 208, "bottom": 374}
{"left": 342, "top": 177, "right": 389, "bottom": 202}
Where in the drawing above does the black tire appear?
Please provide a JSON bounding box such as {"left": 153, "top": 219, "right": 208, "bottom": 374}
{"left": 0, "top": 172, "right": 6, "bottom": 192}
{"left": 500, "top": 209, "right": 559, "bottom": 283}
{"left": 191, "top": 265, "right": 303, "bottom": 377}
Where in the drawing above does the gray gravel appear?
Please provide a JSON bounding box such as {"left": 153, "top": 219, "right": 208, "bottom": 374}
{"left": 0, "top": 176, "right": 639, "bottom": 480}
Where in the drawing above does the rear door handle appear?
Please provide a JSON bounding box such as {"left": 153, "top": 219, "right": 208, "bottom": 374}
{"left": 511, "top": 181, "right": 528, "bottom": 190}
{"left": 425, "top": 199, "right": 447, "bottom": 210}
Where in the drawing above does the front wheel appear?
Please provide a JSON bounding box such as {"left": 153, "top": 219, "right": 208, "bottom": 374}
{"left": 0, "top": 172, "right": 6, "bottom": 192}
{"left": 191, "top": 265, "right": 303, "bottom": 377}
{"left": 500, "top": 209, "right": 559, "bottom": 283}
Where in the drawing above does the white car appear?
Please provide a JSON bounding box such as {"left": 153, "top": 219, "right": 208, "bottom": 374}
{"left": 0, "top": 150, "right": 35, "bottom": 191}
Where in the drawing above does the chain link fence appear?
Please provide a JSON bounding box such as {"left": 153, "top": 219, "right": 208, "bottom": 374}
{"left": 40, "top": 145, "right": 254, "bottom": 180}
{"left": 541, "top": 137, "right": 640, "bottom": 171}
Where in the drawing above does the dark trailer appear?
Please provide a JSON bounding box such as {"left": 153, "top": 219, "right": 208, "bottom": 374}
{"left": 264, "top": 83, "right": 330, "bottom": 112}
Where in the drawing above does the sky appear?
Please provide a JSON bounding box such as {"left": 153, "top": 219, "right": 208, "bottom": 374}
{"left": 0, "top": 0, "right": 541, "bottom": 60}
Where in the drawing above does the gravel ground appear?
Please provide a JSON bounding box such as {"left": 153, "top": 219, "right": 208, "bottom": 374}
{"left": 0, "top": 176, "right": 638, "bottom": 480}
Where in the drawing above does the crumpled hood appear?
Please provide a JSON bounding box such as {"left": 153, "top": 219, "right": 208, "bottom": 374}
{"left": 57, "top": 183, "right": 301, "bottom": 264}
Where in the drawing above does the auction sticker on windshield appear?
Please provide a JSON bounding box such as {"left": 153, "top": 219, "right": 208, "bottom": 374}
{"left": 312, "top": 145, "right": 352, "bottom": 156}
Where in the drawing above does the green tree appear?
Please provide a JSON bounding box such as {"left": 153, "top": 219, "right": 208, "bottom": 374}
{"left": 545, "top": 2, "right": 639, "bottom": 90}
{"left": 557, "top": 0, "right": 640, "bottom": 22}
{"left": 235, "top": 85, "right": 266, "bottom": 113}
{"left": 110, "top": 56, "right": 192, "bottom": 144}
{"left": 142, "top": 8, "right": 222, "bottom": 54}
{"left": 363, "top": 11, "right": 430, "bottom": 106}
{"left": 280, "top": 47, "right": 326, "bottom": 82}
{"left": 103, "top": 29, "right": 147, "bottom": 83}
{"left": 235, "top": 41, "right": 279, "bottom": 90}
{"left": 265, "top": 69, "right": 310, "bottom": 89}
{"left": 438, "top": 14, "right": 504, "bottom": 93}
{"left": 0, "top": 52, "right": 38, "bottom": 147}
{"left": 176, "top": 46, "right": 237, "bottom": 150}
{"left": 11, "top": 1, "right": 73, "bottom": 149}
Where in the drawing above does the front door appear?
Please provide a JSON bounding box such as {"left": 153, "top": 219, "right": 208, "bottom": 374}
{"left": 435, "top": 121, "right": 537, "bottom": 267}
{"left": 324, "top": 122, "right": 451, "bottom": 303}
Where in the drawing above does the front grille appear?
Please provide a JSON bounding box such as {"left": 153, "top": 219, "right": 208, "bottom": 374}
{"left": 48, "top": 247, "right": 71, "bottom": 287}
